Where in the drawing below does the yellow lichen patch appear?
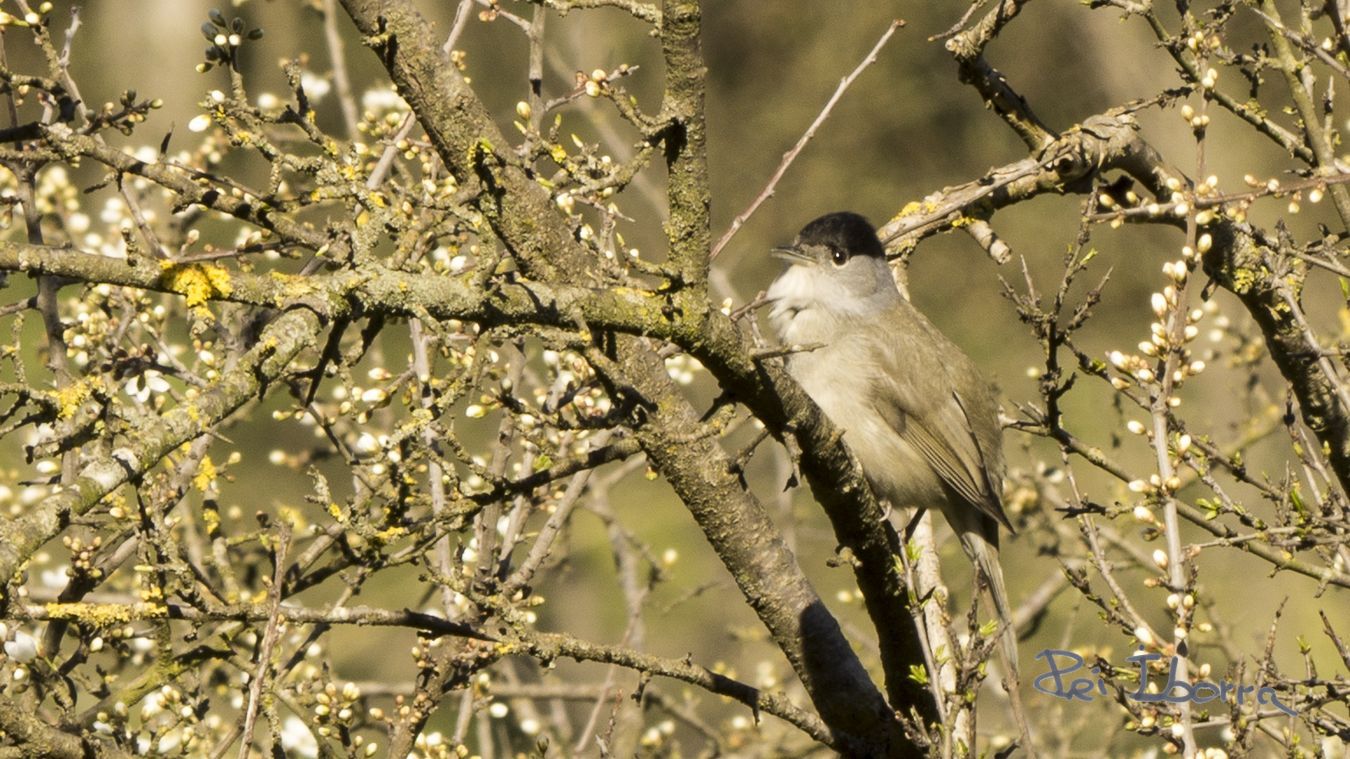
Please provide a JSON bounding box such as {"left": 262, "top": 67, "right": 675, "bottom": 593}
{"left": 202, "top": 506, "right": 221, "bottom": 536}
{"left": 53, "top": 375, "right": 101, "bottom": 420}
{"left": 268, "top": 270, "right": 319, "bottom": 300}
{"left": 1231, "top": 266, "right": 1256, "bottom": 294}
{"left": 372, "top": 525, "right": 407, "bottom": 545}
{"left": 892, "top": 201, "right": 923, "bottom": 221}
{"left": 41, "top": 601, "right": 165, "bottom": 627}
{"left": 159, "top": 262, "right": 234, "bottom": 311}
{"left": 468, "top": 137, "right": 496, "bottom": 164}
{"left": 193, "top": 456, "right": 217, "bottom": 493}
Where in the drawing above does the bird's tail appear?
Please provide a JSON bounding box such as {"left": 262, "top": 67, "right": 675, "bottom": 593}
{"left": 959, "top": 527, "right": 1036, "bottom": 757}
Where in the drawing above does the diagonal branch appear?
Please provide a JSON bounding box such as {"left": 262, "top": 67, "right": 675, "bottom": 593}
{"left": 944, "top": 0, "right": 1054, "bottom": 150}
{"left": 0, "top": 306, "right": 323, "bottom": 591}
{"left": 710, "top": 20, "right": 902, "bottom": 260}
{"left": 336, "top": 0, "right": 919, "bottom": 751}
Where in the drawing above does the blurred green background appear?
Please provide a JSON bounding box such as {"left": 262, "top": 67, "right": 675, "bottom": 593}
{"left": 5, "top": 0, "right": 1347, "bottom": 752}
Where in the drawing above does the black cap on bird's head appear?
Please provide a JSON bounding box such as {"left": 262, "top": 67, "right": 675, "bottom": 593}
{"left": 772, "top": 211, "right": 886, "bottom": 266}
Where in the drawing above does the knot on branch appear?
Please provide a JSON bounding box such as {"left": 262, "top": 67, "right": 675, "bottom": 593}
{"left": 1044, "top": 113, "right": 1140, "bottom": 181}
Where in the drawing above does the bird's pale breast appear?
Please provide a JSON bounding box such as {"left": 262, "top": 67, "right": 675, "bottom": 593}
{"left": 771, "top": 303, "right": 952, "bottom": 513}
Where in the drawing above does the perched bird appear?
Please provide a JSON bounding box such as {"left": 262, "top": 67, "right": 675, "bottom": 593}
{"left": 766, "top": 211, "right": 1029, "bottom": 742}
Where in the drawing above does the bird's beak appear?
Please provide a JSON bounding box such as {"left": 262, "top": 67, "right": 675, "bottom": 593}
{"left": 771, "top": 244, "right": 813, "bottom": 265}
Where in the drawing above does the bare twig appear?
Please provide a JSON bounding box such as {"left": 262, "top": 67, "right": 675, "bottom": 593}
{"left": 708, "top": 20, "right": 903, "bottom": 260}
{"left": 236, "top": 525, "right": 291, "bottom": 759}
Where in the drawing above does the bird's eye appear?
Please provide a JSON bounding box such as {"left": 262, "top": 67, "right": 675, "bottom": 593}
{"left": 830, "top": 249, "right": 848, "bottom": 266}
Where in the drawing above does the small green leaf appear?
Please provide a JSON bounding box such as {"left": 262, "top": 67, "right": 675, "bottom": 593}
{"left": 907, "top": 664, "right": 928, "bottom": 686}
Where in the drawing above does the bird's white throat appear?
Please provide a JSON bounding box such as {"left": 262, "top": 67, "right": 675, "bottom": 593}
{"left": 767, "top": 261, "right": 900, "bottom": 345}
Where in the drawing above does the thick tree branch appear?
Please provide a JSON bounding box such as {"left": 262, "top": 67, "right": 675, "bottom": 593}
{"left": 658, "top": 0, "right": 711, "bottom": 290}
{"left": 944, "top": 0, "right": 1054, "bottom": 150}
{"left": 336, "top": 0, "right": 917, "bottom": 751}
{"left": 878, "top": 111, "right": 1145, "bottom": 247}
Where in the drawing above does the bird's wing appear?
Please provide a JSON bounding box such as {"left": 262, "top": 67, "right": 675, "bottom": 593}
{"left": 869, "top": 321, "right": 1013, "bottom": 532}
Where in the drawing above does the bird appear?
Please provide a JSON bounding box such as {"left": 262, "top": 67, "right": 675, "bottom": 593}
{"left": 765, "top": 211, "right": 1031, "bottom": 746}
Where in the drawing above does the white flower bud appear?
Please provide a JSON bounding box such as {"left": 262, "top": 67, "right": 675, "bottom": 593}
{"left": 353, "top": 433, "right": 380, "bottom": 457}
{"left": 4, "top": 631, "right": 37, "bottom": 663}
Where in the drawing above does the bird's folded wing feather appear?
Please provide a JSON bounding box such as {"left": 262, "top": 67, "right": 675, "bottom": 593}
{"left": 871, "top": 364, "right": 1013, "bottom": 532}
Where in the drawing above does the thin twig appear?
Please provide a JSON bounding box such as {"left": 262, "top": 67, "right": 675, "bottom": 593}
{"left": 322, "top": 0, "right": 360, "bottom": 137}
{"left": 708, "top": 20, "right": 903, "bottom": 259}
{"left": 442, "top": 0, "right": 475, "bottom": 55}
{"left": 236, "top": 525, "right": 291, "bottom": 759}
